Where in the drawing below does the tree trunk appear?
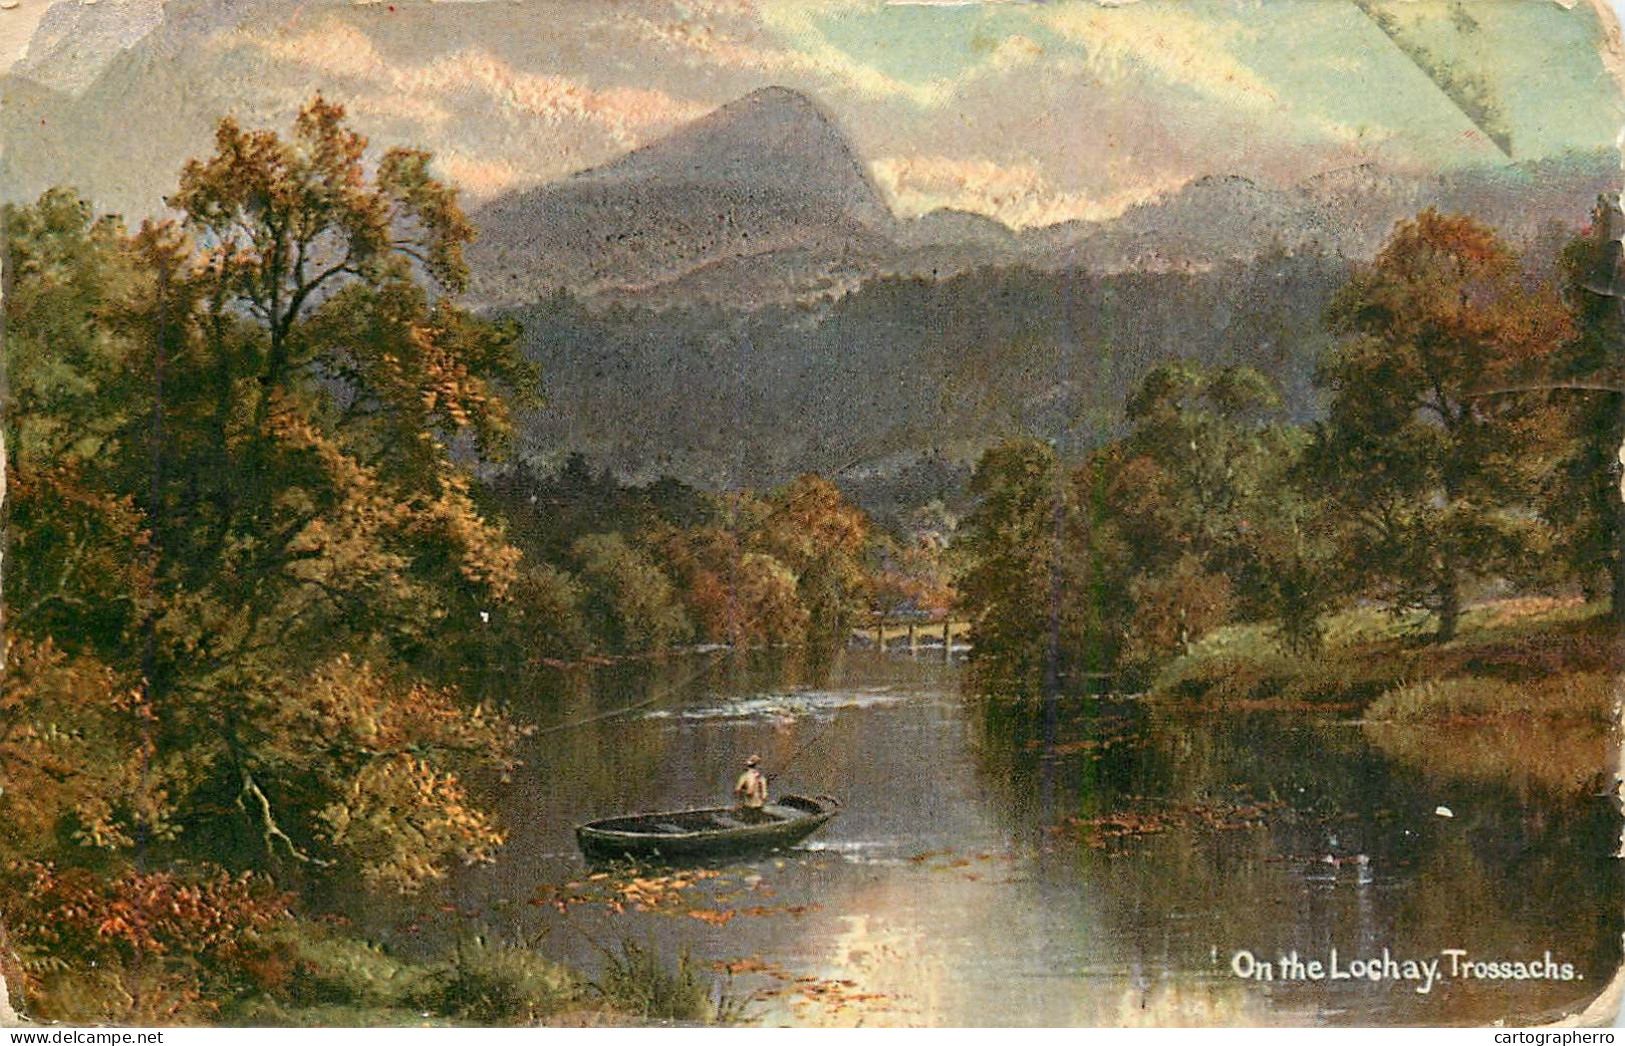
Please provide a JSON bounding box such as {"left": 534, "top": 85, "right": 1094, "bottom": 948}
{"left": 1435, "top": 567, "right": 1461, "bottom": 643}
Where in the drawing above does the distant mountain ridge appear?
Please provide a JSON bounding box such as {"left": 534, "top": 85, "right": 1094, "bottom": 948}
{"left": 467, "top": 86, "right": 1620, "bottom": 310}
{"left": 469, "top": 87, "right": 1619, "bottom": 490}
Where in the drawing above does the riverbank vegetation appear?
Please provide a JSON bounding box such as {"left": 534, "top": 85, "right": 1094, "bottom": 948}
{"left": 1153, "top": 598, "right": 1616, "bottom": 717}
{"left": 957, "top": 203, "right": 1625, "bottom": 723}
{"left": 1, "top": 100, "right": 904, "bottom": 1025}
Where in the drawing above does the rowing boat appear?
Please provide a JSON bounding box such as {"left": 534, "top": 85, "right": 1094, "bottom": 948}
{"left": 575, "top": 794, "right": 839, "bottom": 863}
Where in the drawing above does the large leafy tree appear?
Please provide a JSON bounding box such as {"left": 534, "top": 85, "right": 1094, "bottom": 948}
{"left": 955, "top": 440, "right": 1123, "bottom": 689}
{"left": 1311, "top": 210, "right": 1569, "bottom": 641}
{"left": 3, "top": 99, "right": 536, "bottom": 904}
{"left": 1, "top": 192, "right": 166, "bottom": 1020}
{"left": 1111, "top": 362, "right": 1286, "bottom": 567}
{"left": 955, "top": 440, "right": 1058, "bottom": 684}
{"left": 3, "top": 192, "right": 156, "bottom": 661}
{"left": 1102, "top": 362, "right": 1334, "bottom": 656}
{"left": 753, "top": 474, "right": 872, "bottom": 648}
{"left": 1547, "top": 198, "right": 1625, "bottom": 621}
{"left": 570, "top": 532, "right": 692, "bottom": 654}
{"left": 156, "top": 97, "right": 533, "bottom": 676}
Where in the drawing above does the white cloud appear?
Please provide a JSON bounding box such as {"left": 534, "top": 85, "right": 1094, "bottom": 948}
{"left": 871, "top": 153, "right": 1188, "bottom": 227}
{"left": 250, "top": 22, "right": 708, "bottom": 145}
{"left": 1041, "top": 4, "right": 1279, "bottom": 108}
{"left": 219, "top": 18, "right": 714, "bottom": 194}
{"left": 432, "top": 150, "right": 533, "bottom": 197}
{"left": 612, "top": 3, "right": 955, "bottom": 105}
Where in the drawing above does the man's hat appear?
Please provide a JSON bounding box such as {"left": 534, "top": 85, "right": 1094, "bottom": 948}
{"left": 745, "top": 754, "right": 761, "bottom": 767}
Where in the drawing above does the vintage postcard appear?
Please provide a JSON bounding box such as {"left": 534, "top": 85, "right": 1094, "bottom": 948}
{"left": 2, "top": 0, "right": 1623, "bottom": 1031}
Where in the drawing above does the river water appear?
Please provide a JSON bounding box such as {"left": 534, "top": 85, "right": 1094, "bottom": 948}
{"left": 390, "top": 648, "right": 1621, "bottom": 1027}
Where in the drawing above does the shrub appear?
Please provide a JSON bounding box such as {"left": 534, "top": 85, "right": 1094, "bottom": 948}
{"left": 265, "top": 923, "right": 433, "bottom": 1012}
{"left": 7, "top": 862, "right": 295, "bottom": 1024}
{"left": 592, "top": 940, "right": 715, "bottom": 1023}
{"left": 430, "top": 937, "right": 581, "bottom": 1025}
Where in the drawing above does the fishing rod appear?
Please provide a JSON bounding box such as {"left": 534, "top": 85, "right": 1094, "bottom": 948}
{"left": 532, "top": 647, "right": 729, "bottom": 737}
{"left": 764, "top": 716, "right": 838, "bottom": 782}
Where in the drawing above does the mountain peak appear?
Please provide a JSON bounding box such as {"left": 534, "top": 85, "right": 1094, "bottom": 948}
{"left": 730, "top": 84, "right": 825, "bottom": 113}
{"left": 468, "top": 86, "right": 895, "bottom": 306}
{"left": 579, "top": 84, "right": 885, "bottom": 221}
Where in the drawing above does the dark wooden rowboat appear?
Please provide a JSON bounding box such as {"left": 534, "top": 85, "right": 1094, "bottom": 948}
{"left": 575, "top": 794, "right": 839, "bottom": 863}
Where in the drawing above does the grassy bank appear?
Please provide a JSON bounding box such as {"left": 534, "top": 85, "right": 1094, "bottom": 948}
{"left": 1148, "top": 598, "right": 1620, "bottom": 797}
{"left": 1151, "top": 597, "right": 1620, "bottom": 721}
{"left": 17, "top": 920, "right": 733, "bottom": 1028}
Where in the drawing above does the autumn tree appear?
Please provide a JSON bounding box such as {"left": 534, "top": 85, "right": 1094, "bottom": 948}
{"left": 3, "top": 98, "right": 535, "bottom": 915}
{"left": 651, "top": 524, "right": 807, "bottom": 647}
{"left": 137, "top": 100, "right": 534, "bottom": 885}
{"left": 752, "top": 474, "right": 871, "bottom": 648}
{"left": 867, "top": 533, "right": 955, "bottom": 631}
{"left": 1311, "top": 210, "right": 1569, "bottom": 641}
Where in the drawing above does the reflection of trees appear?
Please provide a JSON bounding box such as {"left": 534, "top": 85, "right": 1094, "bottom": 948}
{"left": 966, "top": 694, "right": 1622, "bottom": 1018}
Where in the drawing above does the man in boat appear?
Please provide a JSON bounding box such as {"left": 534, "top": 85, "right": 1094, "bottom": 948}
{"left": 734, "top": 754, "right": 770, "bottom": 822}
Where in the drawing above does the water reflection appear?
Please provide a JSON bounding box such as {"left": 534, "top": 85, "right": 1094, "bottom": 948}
{"left": 383, "top": 649, "right": 1619, "bottom": 1026}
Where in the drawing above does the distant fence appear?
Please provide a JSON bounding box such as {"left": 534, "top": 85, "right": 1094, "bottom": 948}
{"left": 851, "top": 618, "right": 972, "bottom": 658}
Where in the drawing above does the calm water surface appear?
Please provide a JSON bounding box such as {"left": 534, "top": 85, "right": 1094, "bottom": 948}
{"left": 387, "top": 649, "right": 1621, "bottom": 1026}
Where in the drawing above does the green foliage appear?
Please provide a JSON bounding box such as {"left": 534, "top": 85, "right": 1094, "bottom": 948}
{"left": 955, "top": 440, "right": 1127, "bottom": 689}
{"left": 1107, "top": 362, "right": 1332, "bottom": 661}
{"left": 1152, "top": 597, "right": 1617, "bottom": 715}
{"left": 2, "top": 188, "right": 146, "bottom": 469}
{"left": 499, "top": 563, "right": 592, "bottom": 662}
{"left": 592, "top": 940, "right": 717, "bottom": 1024}
{"left": 263, "top": 924, "right": 432, "bottom": 1012}
{"left": 956, "top": 365, "right": 1325, "bottom": 689}
{"left": 955, "top": 439, "right": 1062, "bottom": 684}
{"left": 1311, "top": 209, "right": 1571, "bottom": 640}
{"left": 571, "top": 533, "right": 693, "bottom": 654}
{"left": 1546, "top": 197, "right": 1625, "bottom": 617}
{"left": 2, "top": 195, "right": 156, "bottom": 660}
{"left": 430, "top": 937, "right": 583, "bottom": 1026}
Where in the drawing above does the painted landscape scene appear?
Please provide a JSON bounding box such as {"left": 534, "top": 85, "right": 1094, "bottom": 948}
{"left": 2, "top": 0, "right": 1624, "bottom": 1028}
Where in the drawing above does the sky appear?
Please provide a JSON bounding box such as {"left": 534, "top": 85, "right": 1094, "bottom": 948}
{"left": 3, "top": 0, "right": 1623, "bottom": 227}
